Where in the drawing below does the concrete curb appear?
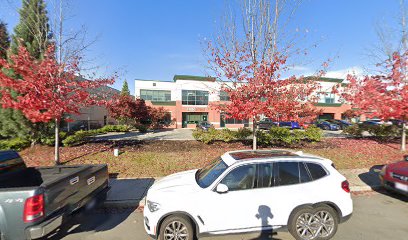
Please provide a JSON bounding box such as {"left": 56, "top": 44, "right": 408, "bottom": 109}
{"left": 350, "top": 185, "right": 382, "bottom": 193}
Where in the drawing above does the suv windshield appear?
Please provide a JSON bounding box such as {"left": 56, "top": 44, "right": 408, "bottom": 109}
{"left": 196, "top": 157, "right": 228, "bottom": 188}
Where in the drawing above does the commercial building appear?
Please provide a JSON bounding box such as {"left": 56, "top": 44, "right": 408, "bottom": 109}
{"left": 135, "top": 75, "right": 353, "bottom": 129}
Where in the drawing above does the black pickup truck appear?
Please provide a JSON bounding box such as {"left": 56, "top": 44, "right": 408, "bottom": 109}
{"left": 0, "top": 150, "right": 110, "bottom": 240}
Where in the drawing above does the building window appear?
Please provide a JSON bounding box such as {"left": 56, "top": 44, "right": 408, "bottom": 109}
{"left": 140, "top": 89, "right": 171, "bottom": 102}
{"left": 182, "top": 90, "right": 209, "bottom": 105}
{"left": 219, "top": 91, "right": 230, "bottom": 101}
{"left": 318, "top": 92, "right": 335, "bottom": 104}
{"left": 225, "top": 118, "right": 249, "bottom": 124}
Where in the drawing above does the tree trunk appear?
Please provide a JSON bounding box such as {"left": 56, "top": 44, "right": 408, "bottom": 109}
{"left": 55, "top": 119, "right": 60, "bottom": 165}
{"left": 252, "top": 119, "right": 257, "bottom": 150}
{"left": 402, "top": 122, "right": 406, "bottom": 151}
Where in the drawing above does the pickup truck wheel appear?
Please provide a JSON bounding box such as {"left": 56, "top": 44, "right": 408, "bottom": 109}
{"left": 289, "top": 205, "right": 338, "bottom": 240}
{"left": 158, "top": 215, "right": 194, "bottom": 240}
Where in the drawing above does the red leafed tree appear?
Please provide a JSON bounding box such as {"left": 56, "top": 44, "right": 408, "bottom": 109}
{"left": 148, "top": 106, "right": 172, "bottom": 129}
{"left": 207, "top": 0, "right": 321, "bottom": 149}
{"left": 107, "top": 94, "right": 149, "bottom": 125}
{"left": 343, "top": 51, "right": 408, "bottom": 151}
{"left": 0, "top": 46, "right": 115, "bottom": 164}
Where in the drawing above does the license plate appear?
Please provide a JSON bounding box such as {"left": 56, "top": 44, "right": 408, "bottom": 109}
{"left": 395, "top": 182, "right": 408, "bottom": 192}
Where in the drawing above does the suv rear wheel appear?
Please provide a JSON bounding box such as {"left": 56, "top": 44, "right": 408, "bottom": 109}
{"left": 289, "top": 205, "right": 338, "bottom": 240}
{"left": 158, "top": 215, "right": 194, "bottom": 240}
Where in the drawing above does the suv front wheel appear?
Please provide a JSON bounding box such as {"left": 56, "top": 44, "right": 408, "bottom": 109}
{"left": 289, "top": 205, "right": 338, "bottom": 240}
{"left": 158, "top": 215, "right": 194, "bottom": 240}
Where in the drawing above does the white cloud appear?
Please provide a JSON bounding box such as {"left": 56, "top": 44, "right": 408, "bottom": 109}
{"left": 324, "top": 66, "right": 364, "bottom": 79}
{"left": 289, "top": 65, "right": 311, "bottom": 71}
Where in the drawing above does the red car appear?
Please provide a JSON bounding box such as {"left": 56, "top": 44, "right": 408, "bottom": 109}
{"left": 379, "top": 156, "right": 408, "bottom": 196}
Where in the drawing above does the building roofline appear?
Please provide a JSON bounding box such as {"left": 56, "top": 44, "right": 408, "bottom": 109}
{"left": 173, "top": 74, "right": 216, "bottom": 82}
{"left": 304, "top": 76, "right": 344, "bottom": 83}
{"left": 135, "top": 78, "right": 173, "bottom": 82}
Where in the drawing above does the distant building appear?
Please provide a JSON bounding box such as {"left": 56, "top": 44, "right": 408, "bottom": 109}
{"left": 135, "top": 75, "right": 354, "bottom": 129}
{"left": 63, "top": 82, "right": 120, "bottom": 131}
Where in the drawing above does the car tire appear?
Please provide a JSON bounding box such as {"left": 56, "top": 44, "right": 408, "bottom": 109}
{"left": 323, "top": 126, "right": 329, "bottom": 130}
{"left": 158, "top": 215, "right": 195, "bottom": 240}
{"left": 288, "top": 205, "right": 338, "bottom": 240}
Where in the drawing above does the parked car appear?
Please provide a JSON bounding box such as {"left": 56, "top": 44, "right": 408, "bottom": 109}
{"left": 257, "top": 118, "right": 277, "bottom": 130}
{"left": 327, "top": 120, "right": 352, "bottom": 130}
{"left": 388, "top": 119, "right": 408, "bottom": 128}
{"left": 143, "top": 150, "right": 353, "bottom": 240}
{"left": 379, "top": 155, "right": 408, "bottom": 196}
{"left": 277, "top": 121, "right": 301, "bottom": 129}
{"left": 196, "top": 121, "right": 213, "bottom": 131}
{"left": 0, "top": 150, "right": 110, "bottom": 240}
{"left": 359, "top": 119, "right": 388, "bottom": 127}
{"left": 300, "top": 122, "right": 314, "bottom": 129}
{"left": 316, "top": 121, "right": 340, "bottom": 131}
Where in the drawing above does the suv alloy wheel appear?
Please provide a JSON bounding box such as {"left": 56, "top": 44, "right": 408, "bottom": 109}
{"left": 289, "top": 204, "right": 338, "bottom": 240}
{"left": 158, "top": 215, "right": 194, "bottom": 240}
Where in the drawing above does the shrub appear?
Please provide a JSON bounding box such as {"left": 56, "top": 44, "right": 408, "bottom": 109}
{"left": 364, "top": 124, "right": 401, "bottom": 139}
{"left": 303, "top": 126, "right": 323, "bottom": 142}
{"left": 269, "top": 127, "right": 292, "bottom": 143}
{"left": 39, "top": 131, "right": 69, "bottom": 146}
{"left": 0, "top": 138, "right": 30, "bottom": 151}
{"left": 62, "top": 130, "right": 94, "bottom": 146}
{"left": 235, "top": 127, "right": 252, "bottom": 139}
{"left": 192, "top": 129, "right": 214, "bottom": 144}
{"left": 136, "top": 124, "right": 148, "bottom": 133}
{"left": 343, "top": 125, "right": 364, "bottom": 137}
{"left": 219, "top": 128, "right": 235, "bottom": 142}
{"left": 256, "top": 130, "right": 272, "bottom": 146}
{"left": 100, "top": 124, "right": 130, "bottom": 133}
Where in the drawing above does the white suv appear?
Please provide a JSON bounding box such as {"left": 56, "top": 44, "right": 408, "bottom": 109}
{"left": 143, "top": 150, "right": 353, "bottom": 240}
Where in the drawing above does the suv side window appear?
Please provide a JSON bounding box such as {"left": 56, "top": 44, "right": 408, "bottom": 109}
{"left": 277, "top": 162, "right": 312, "bottom": 186}
{"left": 220, "top": 164, "right": 256, "bottom": 191}
{"left": 256, "top": 163, "right": 274, "bottom": 188}
{"left": 299, "top": 162, "right": 312, "bottom": 183}
{"left": 306, "top": 163, "right": 327, "bottom": 180}
{"left": 277, "top": 162, "right": 299, "bottom": 186}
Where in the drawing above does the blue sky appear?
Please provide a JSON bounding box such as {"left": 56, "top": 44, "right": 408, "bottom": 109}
{"left": 0, "top": 0, "right": 404, "bottom": 92}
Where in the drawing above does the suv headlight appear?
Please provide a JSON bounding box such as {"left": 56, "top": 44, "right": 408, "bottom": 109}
{"left": 147, "top": 200, "right": 161, "bottom": 212}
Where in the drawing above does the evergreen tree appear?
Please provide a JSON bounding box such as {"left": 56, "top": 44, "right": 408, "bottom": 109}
{"left": 11, "top": 0, "right": 50, "bottom": 59}
{"left": 0, "top": 21, "right": 10, "bottom": 59}
{"left": 0, "top": 0, "right": 52, "bottom": 143}
{"left": 121, "top": 80, "right": 131, "bottom": 96}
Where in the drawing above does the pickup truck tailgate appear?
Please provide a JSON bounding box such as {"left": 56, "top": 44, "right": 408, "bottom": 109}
{"left": 38, "top": 164, "right": 109, "bottom": 216}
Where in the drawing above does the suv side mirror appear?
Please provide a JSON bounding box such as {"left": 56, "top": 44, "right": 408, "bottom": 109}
{"left": 216, "top": 183, "right": 229, "bottom": 193}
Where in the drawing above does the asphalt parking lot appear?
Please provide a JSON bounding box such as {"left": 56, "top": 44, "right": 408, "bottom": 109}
{"left": 50, "top": 191, "right": 407, "bottom": 240}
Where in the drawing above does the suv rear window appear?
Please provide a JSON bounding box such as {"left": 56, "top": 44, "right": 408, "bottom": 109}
{"left": 306, "top": 163, "right": 327, "bottom": 180}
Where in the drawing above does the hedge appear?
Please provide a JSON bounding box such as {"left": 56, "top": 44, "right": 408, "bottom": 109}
{"left": 192, "top": 128, "right": 252, "bottom": 144}
{"left": 0, "top": 138, "right": 30, "bottom": 151}
{"left": 62, "top": 125, "right": 131, "bottom": 146}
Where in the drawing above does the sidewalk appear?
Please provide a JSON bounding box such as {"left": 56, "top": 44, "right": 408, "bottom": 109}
{"left": 104, "top": 168, "right": 382, "bottom": 208}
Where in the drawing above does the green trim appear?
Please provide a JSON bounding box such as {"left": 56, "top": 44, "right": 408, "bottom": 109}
{"left": 305, "top": 76, "right": 344, "bottom": 83}
{"left": 314, "top": 103, "right": 343, "bottom": 107}
{"left": 173, "top": 75, "right": 215, "bottom": 82}
{"left": 151, "top": 101, "right": 176, "bottom": 106}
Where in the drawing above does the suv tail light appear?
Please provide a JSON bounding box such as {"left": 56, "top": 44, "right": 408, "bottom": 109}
{"left": 23, "top": 194, "right": 44, "bottom": 222}
{"left": 341, "top": 180, "right": 350, "bottom": 193}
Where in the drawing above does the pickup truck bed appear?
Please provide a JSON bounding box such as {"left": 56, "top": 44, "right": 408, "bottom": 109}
{"left": 0, "top": 150, "right": 110, "bottom": 240}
